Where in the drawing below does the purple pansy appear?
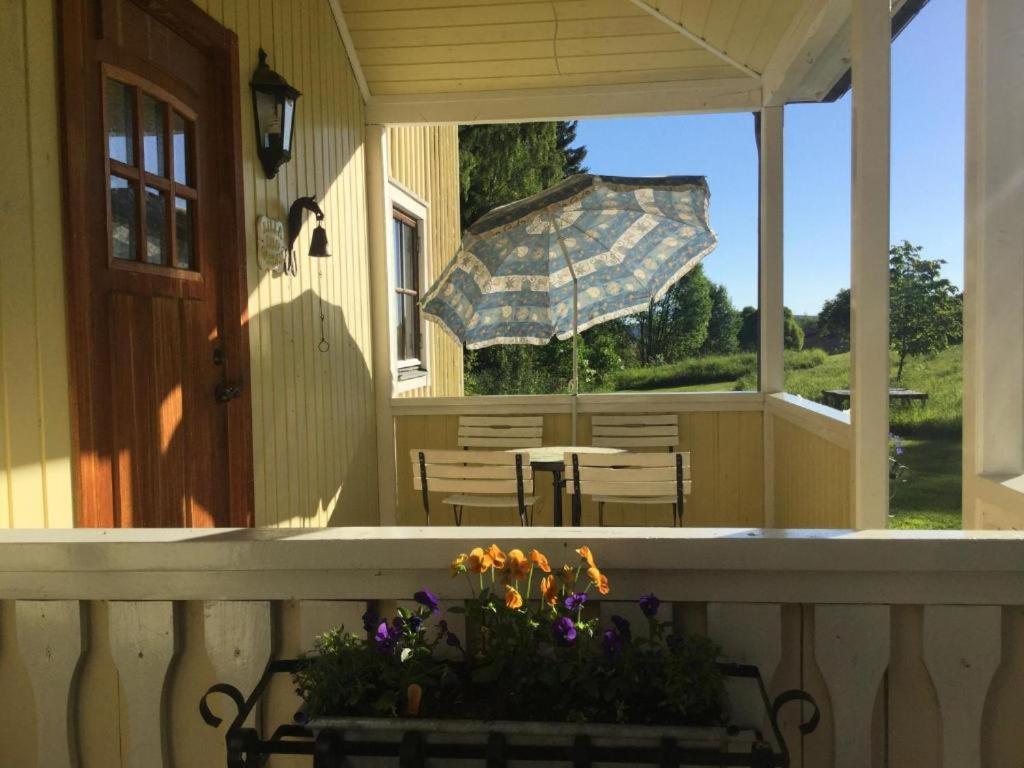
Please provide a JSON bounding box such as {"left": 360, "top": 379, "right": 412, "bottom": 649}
{"left": 414, "top": 589, "right": 440, "bottom": 614}
{"left": 602, "top": 628, "right": 624, "bottom": 658}
{"left": 553, "top": 616, "right": 577, "bottom": 646}
{"left": 564, "top": 592, "right": 588, "bottom": 612}
{"left": 362, "top": 608, "right": 380, "bottom": 634}
{"left": 374, "top": 620, "right": 400, "bottom": 653}
{"left": 610, "top": 614, "right": 632, "bottom": 639}
{"left": 639, "top": 593, "right": 661, "bottom": 618}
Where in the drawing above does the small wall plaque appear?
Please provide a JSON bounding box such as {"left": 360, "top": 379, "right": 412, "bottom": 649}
{"left": 257, "top": 216, "right": 286, "bottom": 273}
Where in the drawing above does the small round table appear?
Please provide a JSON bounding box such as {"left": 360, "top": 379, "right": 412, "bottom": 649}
{"left": 509, "top": 446, "right": 624, "bottom": 526}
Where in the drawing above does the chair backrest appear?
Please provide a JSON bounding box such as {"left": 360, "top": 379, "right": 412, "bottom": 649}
{"left": 411, "top": 450, "right": 534, "bottom": 496}
{"left": 565, "top": 451, "right": 691, "bottom": 499}
{"left": 590, "top": 414, "right": 679, "bottom": 450}
{"left": 457, "top": 416, "right": 544, "bottom": 449}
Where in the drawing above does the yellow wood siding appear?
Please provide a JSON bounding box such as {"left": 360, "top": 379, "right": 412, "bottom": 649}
{"left": 0, "top": 0, "right": 74, "bottom": 529}
{"left": 388, "top": 125, "right": 464, "bottom": 398}
{"left": 197, "top": 0, "right": 379, "bottom": 526}
{"left": 394, "top": 410, "right": 763, "bottom": 526}
{"left": 2, "top": 0, "right": 477, "bottom": 527}
{"left": 772, "top": 417, "right": 851, "bottom": 528}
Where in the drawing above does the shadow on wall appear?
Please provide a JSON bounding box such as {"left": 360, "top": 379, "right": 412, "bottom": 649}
{"left": 248, "top": 284, "right": 378, "bottom": 528}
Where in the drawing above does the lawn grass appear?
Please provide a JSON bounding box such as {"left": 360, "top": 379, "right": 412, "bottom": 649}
{"left": 613, "top": 349, "right": 826, "bottom": 391}
{"left": 630, "top": 344, "right": 964, "bottom": 529}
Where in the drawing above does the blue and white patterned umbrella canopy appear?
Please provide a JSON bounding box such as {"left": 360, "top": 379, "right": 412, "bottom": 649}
{"left": 421, "top": 174, "right": 717, "bottom": 349}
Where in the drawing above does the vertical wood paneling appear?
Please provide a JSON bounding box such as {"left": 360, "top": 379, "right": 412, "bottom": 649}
{"left": 388, "top": 125, "right": 464, "bottom": 399}
{"left": 198, "top": 0, "right": 380, "bottom": 528}
{"left": 0, "top": 0, "right": 74, "bottom": 529}
{"left": 772, "top": 416, "right": 851, "bottom": 528}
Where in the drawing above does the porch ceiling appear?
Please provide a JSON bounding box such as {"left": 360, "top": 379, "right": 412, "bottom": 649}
{"left": 336, "top": 0, "right": 926, "bottom": 124}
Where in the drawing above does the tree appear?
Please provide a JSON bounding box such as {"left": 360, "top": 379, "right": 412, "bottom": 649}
{"left": 818, "top": 288, "right": 851, "bottom": 351}
{"left": 736, "top": 306, "right": 804, "bottom": 352}
{"left": 701, "top": 283, "right": 740, "bottom": 354}
{"left": 459, "top": 122, "right": 591, "bottom": 393}
{"left": 458, "top": 122, "right": 584, "bottom": 230}
{"left": 636, "top": 265, "right": 713, "bottom": 365}
{"left": 889, "top": 240, "right": 961, "bottom": 382}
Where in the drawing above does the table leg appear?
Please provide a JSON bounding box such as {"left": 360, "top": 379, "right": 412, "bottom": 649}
{"left": 572, "top": 487, "right": 582, "bottom": 527}
{"left": 551, "top": 469, "right": 563, "bottom": 527}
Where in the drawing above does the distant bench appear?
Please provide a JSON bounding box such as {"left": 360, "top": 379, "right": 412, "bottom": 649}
{"left": 821, "top": 388, "right": 929, "bottom": 410}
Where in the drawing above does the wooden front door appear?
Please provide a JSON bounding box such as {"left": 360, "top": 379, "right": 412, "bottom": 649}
{"left": 60, "top": 0, "right": 253, "bottom": 527}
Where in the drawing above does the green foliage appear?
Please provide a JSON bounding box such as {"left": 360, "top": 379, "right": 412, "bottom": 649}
{"left": 736, "top": 306, "right": 804, "bottom": 352}
{"left": 636, "top": 265, "right": 713, "bottom": 365}
{"left": 614, "top": 349, "right": 826, "bottom": 391}
{"left": 889, "top": 241, "right": 962, "bottom": 382}
{"left": 295, "top": 547, "right": 726, "bottom": 726}
{"left": 701, "top": 284, "right": 740, "bottom": 355}
{"left": 818, "top": 288, "right": 851, "bottom": 351}
{"left": 459, "top": 122, "right": 585, "bottom": 231}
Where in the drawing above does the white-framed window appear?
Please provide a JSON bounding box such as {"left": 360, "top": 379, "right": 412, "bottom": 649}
{"left": 387, "top": 180, "right": 430, "bottom": 393}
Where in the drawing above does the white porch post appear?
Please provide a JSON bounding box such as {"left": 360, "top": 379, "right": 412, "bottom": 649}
{"left": 759, "top": 107, "right": 785, "bottom": 394}
{"left": 850, "top": 0, "right": 891, "bottom": 529}
{"left": 365, "top": 124, "right": 398, "bottom": 525}
{"left": 759, "top": 106, "right": 784, "bottom": 526}
{"left": 962, "top": 0, "right": 1024, "bottom": 528}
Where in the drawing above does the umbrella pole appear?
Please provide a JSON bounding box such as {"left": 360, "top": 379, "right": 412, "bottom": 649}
{"left": 572, "top": 280, "right": 579, "bottom": 443}
{"left": 550, "top": 212, "right": 580, "bottom": 443}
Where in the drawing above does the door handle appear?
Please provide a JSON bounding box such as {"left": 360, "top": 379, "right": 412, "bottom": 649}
{"left": 213, "top": 348, "right": 243, "bottom": 403}
{"left": 215, "top": 382, "right": 243, "bottom": 403}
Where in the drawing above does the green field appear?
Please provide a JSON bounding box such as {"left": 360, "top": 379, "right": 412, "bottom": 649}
{"left": 616, "top": 345, "right": 963, "bottom": 529}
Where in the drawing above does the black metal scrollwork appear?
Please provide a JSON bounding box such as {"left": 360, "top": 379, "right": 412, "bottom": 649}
{"left": 772, "top": 689, "right": 822, "bottom": 736}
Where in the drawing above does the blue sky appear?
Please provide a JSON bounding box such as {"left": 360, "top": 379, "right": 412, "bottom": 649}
{"left": 574, "top": 0, "right": 964, "bottom": 315}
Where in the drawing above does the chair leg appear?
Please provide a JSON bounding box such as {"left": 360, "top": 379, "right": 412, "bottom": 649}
{"left": 598, "top": 501, "right": 605, "bottom": 527}
{"left": 672, "top": 503, "right": 678, "bottom": 527}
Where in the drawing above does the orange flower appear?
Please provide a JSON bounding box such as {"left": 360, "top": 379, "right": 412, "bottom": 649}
{"left": 529, "top": 549, "right": 551, "bottom": 573}
{"left": 576, "top": 546, "right": 597, "bottom": 569}
{"left": 597, "top": 572, "right": 610, "bottom": 595}
{"left": 487, "top": 544, "right": 507, "bottom": 570}
{"left": 587, "top": 565, "right": 602, "bottom": 585}
{"left": 468, "top": 547, "right": 493, "bottom": 574}
{"left": 540, "top": 575, "right": 559, "bottom": 606}
{"left": 561, "top": 564, "right": 577, "bottom": 586}
{"left": 451, "top": 553, "right": 468, "bottom": 577}
{"left": 508, "top": 549, "right": 531, "bottom": 580}
{"left": 505, "top": 584, "right": 523, "bottom": 609}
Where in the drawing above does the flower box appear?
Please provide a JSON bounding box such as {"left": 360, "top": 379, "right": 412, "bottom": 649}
{"left": 201, "top": 544, "right": 817, "bottom": 767}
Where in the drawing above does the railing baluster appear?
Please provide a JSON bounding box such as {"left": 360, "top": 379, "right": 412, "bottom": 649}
{"left": 15, "top": 600, "right": 86, "bottom": 768}
{"left": 814, "top": 605, "right": 889, "bottom": 768}
{"left": 707, "top": 603, "right": 782, "bottom": 728}
{"left": 108, "top": 601, "right": 177, "bottom": 768}
{"left": 203, "top": 601, "right": 273, "bottom": 728}
{"left": 923, "top": 605, "right": 1001, "bottom": 768}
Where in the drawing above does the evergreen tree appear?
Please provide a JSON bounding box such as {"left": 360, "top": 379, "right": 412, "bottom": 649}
{"left": 818, "top": 288, "right": 851, "bottom": 351}
{"left": 737, "top": 306, "right": 804, "bottom": 352}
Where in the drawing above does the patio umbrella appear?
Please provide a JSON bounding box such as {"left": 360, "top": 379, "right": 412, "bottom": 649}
{"left": 421, "top": 173, "right": 718, "bottom": 438}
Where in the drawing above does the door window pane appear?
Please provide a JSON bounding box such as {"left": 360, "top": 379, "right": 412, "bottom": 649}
{"left": 174, "top": 196, "right": 194, "bottom": 269}
{"left": 142, "top": 94, "right": 166, "bottom": 177}
{"left": 110, "top": 176, "right": 137, "bottom": 260}
{"left": 171, "top": 111, "right": 192, "bottom": 186}
{"left": 145, "top": 186, "right": 168, "bottom": 265}
{"left": 106, "top": 79, "right": 135, "bottom": 165}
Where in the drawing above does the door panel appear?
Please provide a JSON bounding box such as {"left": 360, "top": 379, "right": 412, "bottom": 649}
{"left": 60, "top": 0, "right": 252, "bottom": 527}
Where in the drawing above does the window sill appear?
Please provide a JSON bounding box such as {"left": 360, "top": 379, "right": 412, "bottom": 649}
{"left": 394, "top": 367, "right": 429, "bottom": 394}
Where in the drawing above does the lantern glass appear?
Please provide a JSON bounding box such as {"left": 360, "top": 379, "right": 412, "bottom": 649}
{"left": 250, "top": 49, "right": 301, "bottom": 179}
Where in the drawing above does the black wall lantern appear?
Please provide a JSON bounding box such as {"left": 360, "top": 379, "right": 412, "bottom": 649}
{"left": 251, "top": 48, "right": 301, "bottom": 179}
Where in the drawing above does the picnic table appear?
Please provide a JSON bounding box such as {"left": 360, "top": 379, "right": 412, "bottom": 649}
{"left": 821, "top": 388, "right": 928, "bottom": 409}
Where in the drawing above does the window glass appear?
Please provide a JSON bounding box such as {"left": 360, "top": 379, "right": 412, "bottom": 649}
{"left": 393, "top": 212, "right": 421, "bottom": 366}
{"left": 145, "top": 186, "right": 168, "bottom": 265}
{"left": 171, "top": 112, "right": 193, "bottom": 186}
{"left": 174, "top": 196, "right": 194, "bottom": 269}
{"left": 142, "top": 93, "right": 166, "bottom": 177}
{"left": 106, "top": 79, "right": 135, "bottom": 165}
{"left": 110, "top": 176, "right": 137, "bottom": 260}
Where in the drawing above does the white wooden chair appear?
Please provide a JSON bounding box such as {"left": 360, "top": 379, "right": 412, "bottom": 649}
{"left": 412, "top": 449, "right": 537, "bottom": 526}
{"left": 457, "top": 416, "right": 544, "bottom": 449}
{"left": 565, "top": 451, "right": 691, "bottom": 527}
{"left": 590, "top": 414, "right": 679, "bottom": 451}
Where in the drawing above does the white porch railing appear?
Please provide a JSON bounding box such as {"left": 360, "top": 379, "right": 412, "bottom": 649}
{"left": 0, "top": 528, "right": 1019, "bottom": 767}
